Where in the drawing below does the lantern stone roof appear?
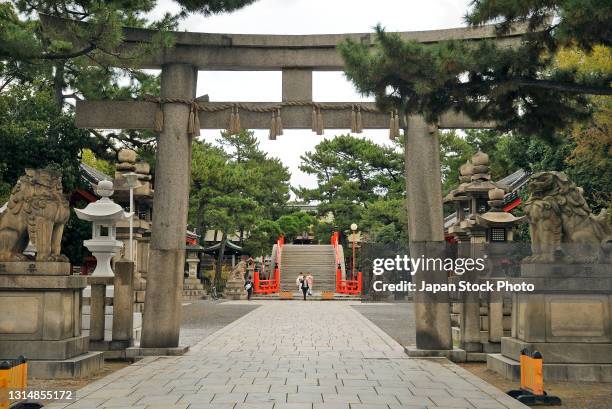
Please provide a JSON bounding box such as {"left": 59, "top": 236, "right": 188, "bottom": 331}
{"left": 476, "top": 212, "right": 526, "bottom": 226}
{"left": 74, "top": 181, "right": 131, "bottom": 222}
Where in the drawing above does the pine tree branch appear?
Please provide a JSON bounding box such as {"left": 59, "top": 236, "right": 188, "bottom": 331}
{"left": 88, "top": 129, "right": 118, "bottom": 153}
{"left": 0, "top": 75, "right": 15, "bottom": 93}
{"left": 41, "top": 43, "right": 96, "bottom": 60}
{"left": 36, "top": 43, "right": 96, "bottom": 60}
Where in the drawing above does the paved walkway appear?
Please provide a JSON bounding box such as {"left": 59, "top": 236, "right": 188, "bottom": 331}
{"left": 47, "top": 301, "right": 526, "bottom": 409}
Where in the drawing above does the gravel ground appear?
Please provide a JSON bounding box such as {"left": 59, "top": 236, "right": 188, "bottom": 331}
{"left": 179, "top": 299, "right": 260, "bottom": 347}
{"left": 351, "top": 301, "right": 416, "bottom": 346}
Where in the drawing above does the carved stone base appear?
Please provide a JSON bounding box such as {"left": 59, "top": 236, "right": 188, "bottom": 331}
{"left": 501, "top": 337, "right": 612, "bottom": 364}
{"left": 183, "top": 277, "right": 206, "bottom": 300}
{"left": 489, "top": 263, "right": 612, "bottom": 382}
{"left": 224, "top": 278, "right": 246, "bottom": 300}
{"left": 27, "top": 351, "right": 105, "bottom": 379}
{"left": 0, "top": 266, "right": 103, "bottom": 379}
{"left": 0, "top": 336, "right": 89, "bottom": 360}
{"left": 0, "top": 261, "right": 71, "bottom": 275}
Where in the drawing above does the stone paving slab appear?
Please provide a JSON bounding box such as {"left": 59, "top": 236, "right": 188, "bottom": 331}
{"left": 46, "top": 301, "right": 527, "bottom": 409}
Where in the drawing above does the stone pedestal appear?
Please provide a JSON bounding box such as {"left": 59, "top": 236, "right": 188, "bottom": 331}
{"left": 84, "top": 261, "right": 137, "bottom": 359}
{"left": 224, "top": 277, "right": 247, "bottom": 300}
{"left": 450, "top": 277, "right": 513, "bottom": 362}
{"left": 133, "top": 272, "right": 146, "bottom": 313}
{"left": 183, "top": 258, "right": 206, "bottom": 300}
{"left": 0, "top": 262, "right": 104, "bottom": 378}
{"left": 488, "top": 263, "right": 612, "bottom": 382}
{"left": 82, "top": 286, "right": 142, "bottom": 345}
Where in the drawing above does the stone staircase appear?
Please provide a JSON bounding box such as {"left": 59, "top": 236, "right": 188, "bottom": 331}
{"left": 280, "top": 244, "right": 338, "bottom": 292}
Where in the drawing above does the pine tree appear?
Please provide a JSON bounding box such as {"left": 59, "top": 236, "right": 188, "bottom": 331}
{"left": 1, "top": 0, "right": 258, "bottom": 153}
{"left": 339, "top": 0, "right": 611, "bottom": 139}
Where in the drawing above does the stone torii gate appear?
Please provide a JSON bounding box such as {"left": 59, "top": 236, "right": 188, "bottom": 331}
{"left": 44, "top": 16, "right": 524, "bottom": 352}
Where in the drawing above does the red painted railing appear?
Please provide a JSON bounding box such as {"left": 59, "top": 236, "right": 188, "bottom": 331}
{"left": 254, "top": 236, "right": 283, "bottom": 294}
{"left": 331, "top": 231, "right": 362, "bottom": 295}
{"left": 336, "top": 270, "right": 362, "bottom": 295}
{"left": 254, "top": 270, "right": 279, "bottom": 294}
{"left": 331, "top": 231, "right": 341, "bottom": 269}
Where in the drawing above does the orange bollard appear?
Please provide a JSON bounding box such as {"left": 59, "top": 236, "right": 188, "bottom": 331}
{"left": 0, "top": 356, "right": 40, "bottom": 409}
{"left": 507, "top": 349, "right": 561, "bottom": 406}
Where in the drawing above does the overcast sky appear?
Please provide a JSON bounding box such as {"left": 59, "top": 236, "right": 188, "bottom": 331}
{"left": 152, "top": 0, "right": 472, "bottom": 193}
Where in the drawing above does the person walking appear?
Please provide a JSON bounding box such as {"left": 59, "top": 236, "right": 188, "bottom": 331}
{"left": 300, "top": 274, "right": 309, "bottom": 300}
{"left": 245, "top": 276, "right": 254, "bottom": 301}
{"left": 306, "top": 273, "right": 314, "bottom": 296}
{"left": 296, "top": 272, "right": 305, "bottom": 292}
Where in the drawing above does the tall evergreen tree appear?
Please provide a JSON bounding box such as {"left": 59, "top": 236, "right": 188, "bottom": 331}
{"left": 339, "top": 1, "right": 611, "bottom": 139}
{"left": 296, "top": 135, "right": 405, "bottom": 242}
{"left": 189, "top": 131, "right": 291, "bottom": 282}
{"left": 1, "top": 0, "right": 258, "bottom": 154}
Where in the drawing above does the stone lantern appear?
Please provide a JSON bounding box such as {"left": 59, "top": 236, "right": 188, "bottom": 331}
{"left": 476, "top": 187, "right": 525, "bottom": 243}
{"left": 444, "top": 150, "right": 526, "bottom": 360}
{"left": 75, "top": 180, "right": 132, "bottom": 277}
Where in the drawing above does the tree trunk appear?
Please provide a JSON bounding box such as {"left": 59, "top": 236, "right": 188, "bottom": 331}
{"left": 215, "top": 231, "right": 228, "bottom": 285}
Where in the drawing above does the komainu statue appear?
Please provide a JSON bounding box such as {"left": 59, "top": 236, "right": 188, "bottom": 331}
{"left": 0, "top": 169, "right": 70, "bottom": 262}
{"left": 229, "top": 260, "right": 247, "bottom": 281}
{"left": 524, "top": 171, "right": 612, "bottom": 262}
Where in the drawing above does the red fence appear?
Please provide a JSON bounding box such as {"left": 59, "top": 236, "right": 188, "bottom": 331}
{"left": 336, "top": 270, "right": 362, "bottom": 295}
{"left": 254, "top": 236, "right": 283, "bottom": 294}
{"left": 331, "top": 232, "right": 362, "bottom": 295}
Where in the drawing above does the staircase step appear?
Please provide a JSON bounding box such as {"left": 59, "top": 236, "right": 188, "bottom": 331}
{"left": 278, "top": 244, "right": 339, "bottom": 291}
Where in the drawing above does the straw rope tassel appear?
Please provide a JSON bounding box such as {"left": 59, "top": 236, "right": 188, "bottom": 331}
{"left": 269, "top": 111, "right": 277, "bottom": 140}
{"left": 316, "top": 108, "right": 324, "bottom": 135}
{"left": 187, "top": 102, "right": 201, "bottom": 137}
{"left": 312, "top": 107, "right": 317, "bottom": 132}
{"left": 276, "top": 109, "right": 283, "bottom": 136}
{"left": 193, "top": 105, "right": 201, "bottom": 137}
{"left": 356, "top": 106, "right": 363, "bottom": 133}
{"left": 389, "top": 111, "right": 395, "bottom": 139}
{"left": 351, "top": 105, "right": 357, "bottom": 133}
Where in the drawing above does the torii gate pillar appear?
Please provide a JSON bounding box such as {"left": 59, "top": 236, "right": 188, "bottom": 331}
{"left": 141, "top": 63, "right": 198, "bottom": 348}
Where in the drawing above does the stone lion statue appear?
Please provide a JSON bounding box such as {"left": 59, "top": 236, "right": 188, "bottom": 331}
{"left": 229, "top": 260, "right": 247, "bottom": 281}
{"left": 523, "top": 171, "right": 612, "bottom": 263}
{"left": 0, "top": 169, "right": 70, "bottom": 262}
